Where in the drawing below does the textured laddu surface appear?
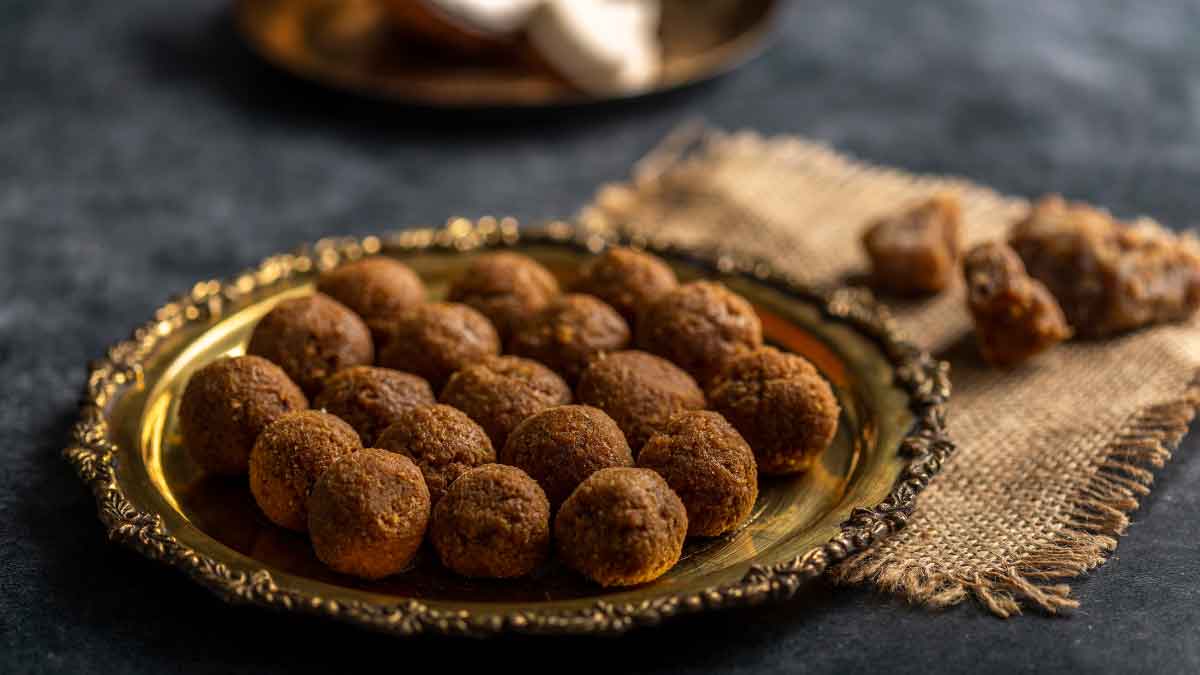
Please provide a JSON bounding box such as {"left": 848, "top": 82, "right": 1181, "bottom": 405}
{"left": 586, "top": 128, "right": 1200, "bottom": 616}
{"left": 3, "top": 0, "right": 1200, "bottom": 673}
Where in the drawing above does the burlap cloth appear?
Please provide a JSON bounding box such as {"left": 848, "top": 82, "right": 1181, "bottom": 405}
{"left": 578, "top": 124, "right": 1200, "bottom": 617}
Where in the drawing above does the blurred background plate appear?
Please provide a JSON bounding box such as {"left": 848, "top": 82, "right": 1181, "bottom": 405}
{"left": 234, "top": 0, "right": 778, "bottom": 108}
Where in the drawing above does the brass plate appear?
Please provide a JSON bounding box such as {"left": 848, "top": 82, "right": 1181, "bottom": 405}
{"left": 65, "top": 221, "right": 952, "bottom": 637}
{"left": 233, "top": 0, "right": 777, "bottom": 107}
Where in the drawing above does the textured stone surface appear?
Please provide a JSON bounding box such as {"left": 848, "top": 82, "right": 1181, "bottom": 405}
{"left": 2, "top": 0, "right": 1198, "bottom": 672}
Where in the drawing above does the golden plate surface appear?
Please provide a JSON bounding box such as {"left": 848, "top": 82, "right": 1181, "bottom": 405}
{"left": 65, "top": 221, "right": 952, "bottom": 636}
{"left": 233, "top": 0, "right": 778, "bottom": 107}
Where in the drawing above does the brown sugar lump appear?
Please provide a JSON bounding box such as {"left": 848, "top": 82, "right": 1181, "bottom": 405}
{"left": 637, "top": 280, "right": 763, "bottom": 387}
{"left": 307, "top": 449, "right": 431, "bottom": 580}
{"left": 1009, "top": 194, "right": 1200, "bottom": 337}
{"left": 248, "top": 411, "right": 361, "bottom": 532}
{"left": 179, "top": 355, "right": 308, "bottom": 476}
{"left": 570, "top": 246, "right": 679, "bottom": 324}
{"left": 637, "top": 411, "right": 757, "bottom": 537}
{"left": 575, "top": 350, "right": 705, "bottom": 453}
{"left": 440, "top": 355, "right": 572, "bottom": 449}
{"left": 312, "top": 366, "right": 435, "bottom": 445}
{"left": 554, "top": 467, "right": 687, "bottom": 587}
{"left": 500, "top": 405, "right": 634, "bottom": 509}
{"left": 375, "top": 404, "right": 496, "bottom": 506}
{"left": 247, "top": 293, "right": 374, "bottom": 396}
{"left": 377, "top": 302, "right": 501, "bottom": 391}
{"left": 860, "top": 194, "right": 963, "bottom": 296}
{"left": 508, "top": 293, "right": 631, "bottom": 384}
{"left": 964, "top": 241, "right": 1072, "bottom": 367}
{"left": 429, "top": 464, "right": 550, "bottom": 579}
{"left": 447, "top": 251, "right": 560, "bottom": 341}
{"left": 708, "top": 347, "right": 840, "bottom": 476}
{"left": 316, "top": 257, "right": 426, "bottom": 340}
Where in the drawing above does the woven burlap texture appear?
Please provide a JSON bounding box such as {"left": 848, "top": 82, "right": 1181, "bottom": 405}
{"left": 581, "top": 126, "right": 1200, "bottom": 617}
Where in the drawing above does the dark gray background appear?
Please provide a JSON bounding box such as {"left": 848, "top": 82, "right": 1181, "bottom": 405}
{"left": 3, "top": 0, "right": 1199, "bottom": 672}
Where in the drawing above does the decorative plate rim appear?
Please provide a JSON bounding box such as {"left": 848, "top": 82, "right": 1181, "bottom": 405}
{"left": 63, "top": 218, "right": 953, "bottom": 637}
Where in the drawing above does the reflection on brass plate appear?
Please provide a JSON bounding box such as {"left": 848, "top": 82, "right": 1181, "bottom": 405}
{"left": 65, "top": 219, "right": 952, "bottom": 637}
{"left": 234, "top": 0, "right": 778, "bottom": 107}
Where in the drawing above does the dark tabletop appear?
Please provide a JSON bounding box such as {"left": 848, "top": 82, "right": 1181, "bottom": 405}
{"left": 3, "top": 0, "right": 1199, "bottom": 672}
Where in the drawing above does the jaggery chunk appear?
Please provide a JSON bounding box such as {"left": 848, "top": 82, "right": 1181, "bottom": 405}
{"left": 447, "top": 252, "right": 561, "bottom": 341}
{"left": 509, "top": 294, "right": 631, "bottom": 384}
{"left": 638, "top": 411, "right": 757, "bottom": 537}
{"left": 708, "top": 347, "right": 839, "bottom": 475}
{"left": 312, "top": 366, "right": 435, "bottom": 445}
{"left": 377, "top": 302, "right": 500, "bottom": 391}
{"left": 430, "top": 464, "right": 550, "bottom": 579}
{"left": 179, "top": 355, "right": 308, "bottom": 476}
{"left": 571, "top": 247, "right": 679, "bottom": 324}
{"left": 307, "top": 449, "right": 430, "bottom": 580}
{"left": 861, "top": 194, "right": 963, "bottom": 295}
{"left": 637, "top": 281, "right": 764, "bottom": 386}
{"left": 1010, "top": 195, "right": 1200, "bottom": 337}
{"left": 964, "top": 241, "right": 1072, "bottom": 366}
{"left": 440, "top": 355, "right": 573, "bottom": 449}
{"left": 576, "top": 350, "right": 705, "bottom": 453}
{"left": 500, "top": 405, "right": 634, "bottom": 509}
{"left": 247, "top": 294, "right": 374, "bottom": 396}
{"left": 376, "top": 404, "right": 496, "bottom": 505}
{"left": 555, "top": 467, "right": 687, "bottom": 587}
{"left": 249, "top": 411, "right": 361, "bottom": 531}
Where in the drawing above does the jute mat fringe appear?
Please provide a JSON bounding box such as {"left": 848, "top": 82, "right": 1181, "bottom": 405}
{"left": 580, "top": 124, "right": 1200, "bottom": 616}
{"left": 838, "top": 373, "right": 1200, "bottom": 617}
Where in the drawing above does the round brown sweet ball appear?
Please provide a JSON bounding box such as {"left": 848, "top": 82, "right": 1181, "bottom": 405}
{"left": 316, "top": 257, "right": 425, "bottom": 326}
{"left": 638, "top": 281, "right": 763, "bottom": 386}
{"left": 377, "top": 302, "right": 500, "bottom": 391}
{"left": 576, "top": 350, "right": 705, "bottom": 453}
{"left": 500, "top": 405, "right": 633, "bottom": 509}
{"left": 375, "top": 404, "right": 495, "bottom": 505}
{"left": 317, "top": 258, "right": 425, "bottom": 344}
{"left": 638, "top": 411, "right": 758, "bottom": 536}
{"left": 430, "top": 464, "right": 550, "bottom": 579}
{"left": 447, "top": 251, "right": 560, "bottom": 340}
{"left": 707, "top": 347, "right": 840, "bottom": 476}
{"left": 179, "top": 355, "right": 308, "bottom": 476}
{"left": 440, "top": 355, "right": 572, "bottom": 449}
{"left": 312, "top": 366, "right": 435, "bottom": 445}
{"left": 307, "top": 448, "right": 431, "bottom": 580}
{"left": 247, "top": 293, "right": 374, "bottom": 396}
{"left": 571, "top": 247, "right": 679, "bottom": 324}
{"left": 555, "top": 467, "right": 687, "bottom": 587}
{"left": 508, "top": 294, "right": 630, "bottom": 384}
{"left": 249, "top": 411, "right": 361, "bottom": 531}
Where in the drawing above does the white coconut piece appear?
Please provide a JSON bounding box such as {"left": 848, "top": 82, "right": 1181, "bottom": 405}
{"left": 383, "top": 0, "right": 541, "bottom": 52}
{"left": 527, "top": 0, "right": 662, "bottom": 96}
{"left": 427, "top": 0, "right": 542, "bottom": 37}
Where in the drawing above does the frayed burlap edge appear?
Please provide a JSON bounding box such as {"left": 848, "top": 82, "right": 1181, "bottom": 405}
{"left": 835, "top": 370, "right": 1200, "bottom": 617}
